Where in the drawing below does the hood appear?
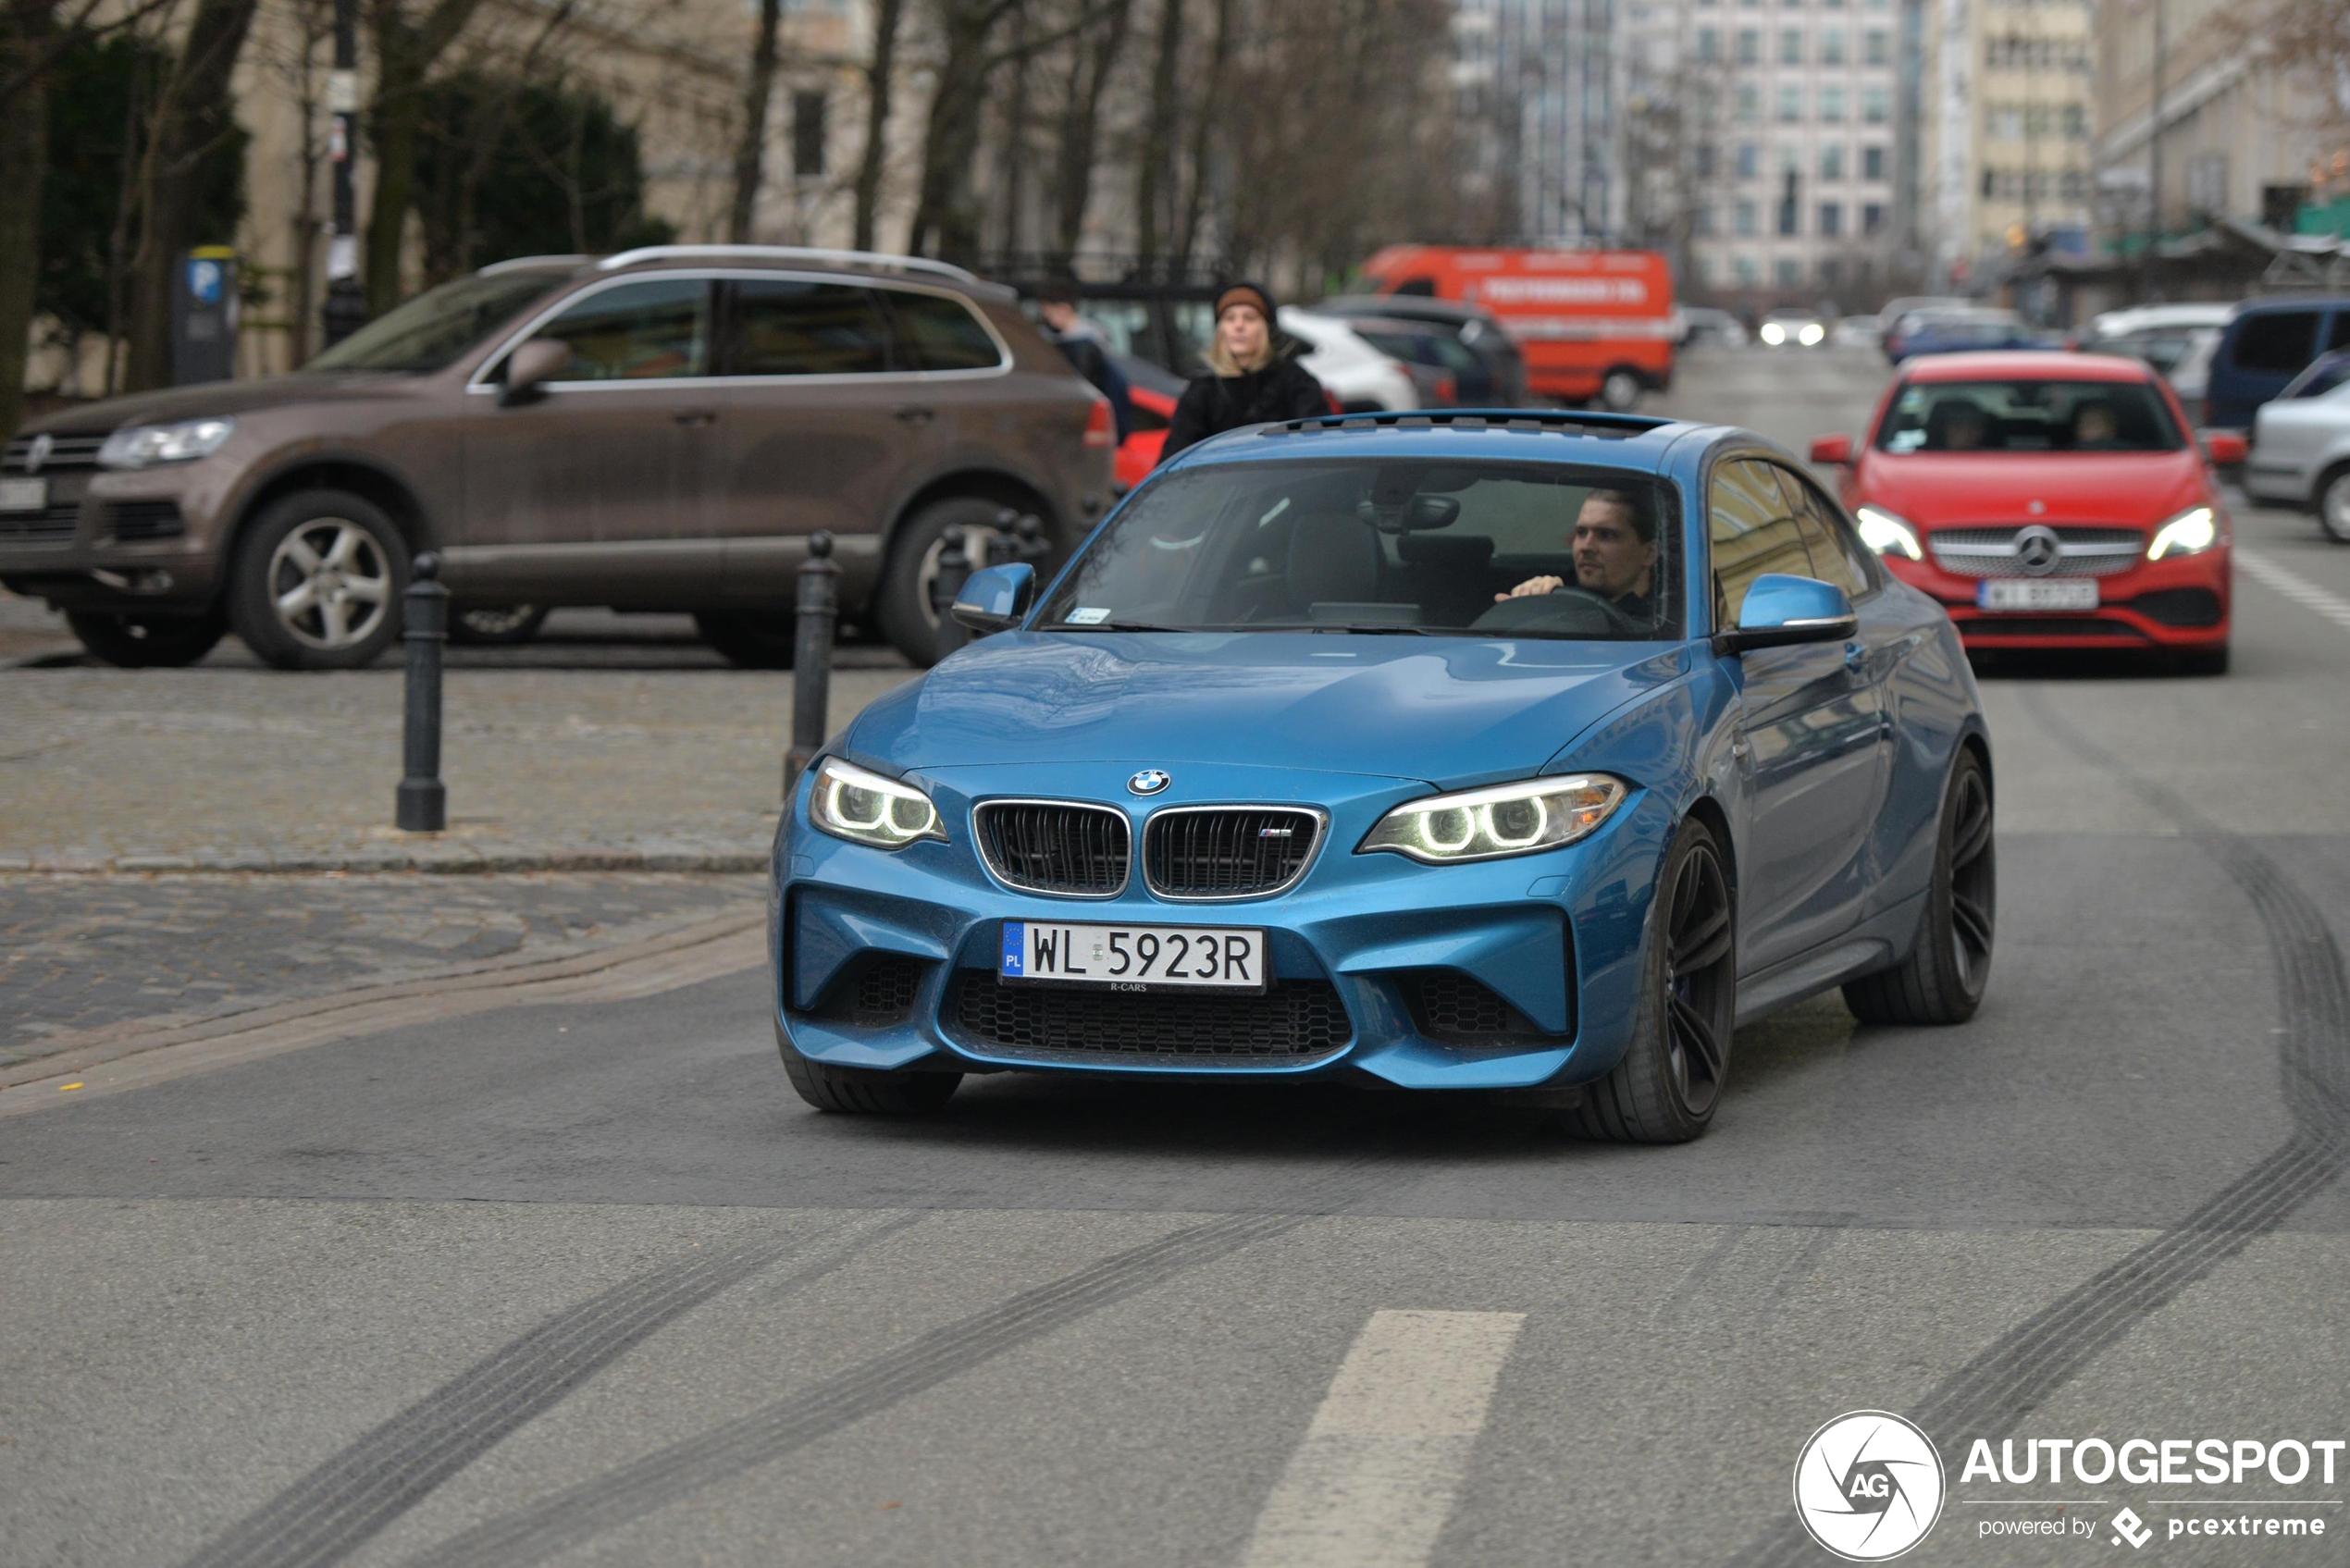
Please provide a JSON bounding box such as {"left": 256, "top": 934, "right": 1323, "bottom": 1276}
{"left": 1861, "top": 451, "right": 2208, "bottom": 530}
{"left": 22, "top": 373, "right": 431, "bottom": 438}
{"left": 847, "top": 631, "right": 1688, "bottom": 784}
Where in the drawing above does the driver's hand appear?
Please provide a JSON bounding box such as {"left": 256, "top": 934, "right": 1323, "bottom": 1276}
{"left": 1496, "top": 575, "right": 1565, "bottom": 601}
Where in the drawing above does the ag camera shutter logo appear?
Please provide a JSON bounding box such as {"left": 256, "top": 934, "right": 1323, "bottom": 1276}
{"left": 1793, "top": 1410, "right": 1947, "bottom": 1561}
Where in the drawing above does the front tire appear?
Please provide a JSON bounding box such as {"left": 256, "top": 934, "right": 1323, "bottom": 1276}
{"left": 66, "top": 606, "right": 227, "bottom": 668}
{"left": 226, "top": 489, "right": 407, "bottom": 671}
{"left": 778, "top": 1034, "right": 961, "bottom": 1115}
{"left": 1597, "top": 367, "right": 1645, "bottom": 412}
{"left": 1573, "top": 818, "right": 1738, "bottom": 1143}
{"left": 873, "top": 497, "right": 1009, "bottom": 667}
{"left": 448, "top": 605, "right": 550, "bottom": 646}
{"left": 1843, "top": 747, "right": 1995, "bottom": 1026}
{"left": 2319, "top": 467, "right": 2350, "bottom": 543}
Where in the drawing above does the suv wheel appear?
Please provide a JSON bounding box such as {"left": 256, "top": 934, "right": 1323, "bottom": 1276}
{"left": 448, "top": 605, "right": 550, "bottom": 646}
{"left": 875, "top": 497, "right": 1010, "bottom": 667}
{"left": 227, "top": 490, "right": 408, "bottom": 671}
{"left": 66, "top": 607, "right": 228, "bottom": 668}
{"left": 694, "top": 610, "right": 796, "bottom": 669}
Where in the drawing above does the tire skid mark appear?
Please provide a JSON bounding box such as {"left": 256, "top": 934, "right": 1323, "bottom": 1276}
{"left": 394, "top": 1156, "right": 1401, "bottom": 1568}
{"left": 177, "top": 1211, "right": 921, "bottom": 1568}
{"left": 1734, "top": 685, "right": 2350, "bottom": 1566}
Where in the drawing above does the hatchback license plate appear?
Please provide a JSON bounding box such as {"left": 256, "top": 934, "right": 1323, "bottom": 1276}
{"left": 1000, "top": 920, "right": 1267, "bottom": 994}
{"left": 1977, "top": 578, "right": 2097, "bottom": 611}
{"left": 0, "top": 478, "right": 45, "bottom": 513}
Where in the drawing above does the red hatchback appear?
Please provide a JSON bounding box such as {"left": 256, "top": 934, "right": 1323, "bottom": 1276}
{"left": 1812, "top": 352, "right": 2243, "bottom": 673}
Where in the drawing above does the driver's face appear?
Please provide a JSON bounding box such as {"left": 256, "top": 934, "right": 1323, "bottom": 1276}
{"left": 1572, "top": 499, "right": 1657, "bottom": 599}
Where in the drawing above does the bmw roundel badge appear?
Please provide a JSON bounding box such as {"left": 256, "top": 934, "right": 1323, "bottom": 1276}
{"left": 1128, "top": 770, "right": 1170, "bottom": 796}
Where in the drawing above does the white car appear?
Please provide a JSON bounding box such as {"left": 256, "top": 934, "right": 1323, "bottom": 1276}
{"left": 1279, "top": 308, "right": 1418, "bottom": 413}
{"left": 1759, "top": 308, "right": 1826, "bottom": 348}
{"left": 2245, "top": 364, "right": 2350, "bottom": 542}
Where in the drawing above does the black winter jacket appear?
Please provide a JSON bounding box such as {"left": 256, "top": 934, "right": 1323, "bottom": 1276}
{"left": 1158, "top": 354, "right": 1329, "bottom": 463}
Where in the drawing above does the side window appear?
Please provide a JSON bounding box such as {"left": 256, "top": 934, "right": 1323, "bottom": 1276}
{"left": 884, "top": 290, "right": 1005, "bottom": 371}
{"left": 1708, "top": 458, "right": 1813, "bottom": 624}
{"left": 2327, "top": 312, "right": 2350, "bottom": 352}
{"left": 1769, "top": 464, "right": 1873, "bottom": 599}
{"left": 528, "top": 278, "right": 710, "bottom": 382}
{"left": 2230, "top": 311, "right": 2319, "bottom": 375}
{"left": 727, "top": 280, "right": 890, "bottom": 375}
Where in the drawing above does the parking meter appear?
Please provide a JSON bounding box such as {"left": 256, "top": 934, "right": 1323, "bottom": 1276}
{"left": 171, "top": 247, "right": 239, "bottom": 386}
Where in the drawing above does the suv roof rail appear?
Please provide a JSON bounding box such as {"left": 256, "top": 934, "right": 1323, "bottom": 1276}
{"left": 594, "top": 244, "right": 980, "bottom": 284}
{"left": 478, "top": 253, "right": 592, "bottom": 275}
{"left": 1258, "top": 409, "right": 1676, "bottom": 439}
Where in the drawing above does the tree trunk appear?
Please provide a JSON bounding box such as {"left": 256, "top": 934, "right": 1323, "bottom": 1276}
{"left": 904, "top": 0, "right": 1002, "bottom": 267}
{"left": 124, "top": 0, "right": 260, "bottom": 390}
{"left": 0, "top": 0, "right": 49, "bottom": 438}
{"left": 991, "top": 4, "right": 1026, "bottom": 255}
{"left": 727, "top": 0, "right": 783, "bottom": 242}
{"left": 364, "top": 0, "right": 488, "bottom": 315}
{"left": 1172, "top": 0, "right": 1231, "bottom": 269}
{"left": 850, "top": 0, "right": 903, "bottom": 251}
{"left": 1132, "top": 0, "right": 1180, "bottom": 268}
{"left": 1052, "top": 0, "right": 1132, "bottom": 259}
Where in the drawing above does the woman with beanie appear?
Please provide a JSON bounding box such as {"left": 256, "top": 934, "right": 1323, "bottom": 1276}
{"left": 1158, "top": 281, "right": 1330, "bottom": 463}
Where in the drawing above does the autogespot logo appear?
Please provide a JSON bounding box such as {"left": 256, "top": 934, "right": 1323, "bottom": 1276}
{"left": 1794, "top": 1411, "right": 1948, "bottom": 1562}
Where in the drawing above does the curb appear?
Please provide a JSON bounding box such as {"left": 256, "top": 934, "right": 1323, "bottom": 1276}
{"left": 0, "top": 846, "right": 770, "bottom": 875}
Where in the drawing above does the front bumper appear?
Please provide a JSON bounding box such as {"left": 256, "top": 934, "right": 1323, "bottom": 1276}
{"left": 0, "top": 463, "right": 226, "bottom": 611}
{"left": 1886, "top": 547, "right": 2231, "bottom": 650}
{"left": 771, "top": 759, "right": 1673, "bottom": 1090}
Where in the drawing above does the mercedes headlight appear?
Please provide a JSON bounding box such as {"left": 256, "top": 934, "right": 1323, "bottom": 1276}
{"left": 97, "top": 418, "right": 235, "bottom": 469}
{"left": 1854, "top": 504, "right": 1923, "bottom": 561}
{"left": 808, "top": 758, "right": 945, "bottom": 849}
{"left": 2146, "top": 505, "right": 2217, "bottom": 561}
{"left": 1360, "top": 774, "right": 1628, "bottom": 865}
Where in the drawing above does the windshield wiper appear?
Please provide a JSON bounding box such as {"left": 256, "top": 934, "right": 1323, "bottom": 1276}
{"left": 1048, "top": 620, "right": 1196, "bottom": 634}
{"left": 1231, "top": 622, "right": 1444, "bottom": 636}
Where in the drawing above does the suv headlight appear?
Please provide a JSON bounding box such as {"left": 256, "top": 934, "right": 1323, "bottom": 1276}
{"left": 1854, "top": 504, "right": 1923, "bottom": 561}
{"left": 1359, "top": 774, "right": 1628, "bottom": 864}
{"left": 808, "top": 758, "right": 945, "bottom": 849}
{"left": 2146, "top": 504, "right": 2217, "bottom": 561}
{"left": 97, "top": 418, "right": 235, "bottom": 469}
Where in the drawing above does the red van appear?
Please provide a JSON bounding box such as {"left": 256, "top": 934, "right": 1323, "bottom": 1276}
{"left": 1355, "top": 246, "right": 1676, "bottom": 411}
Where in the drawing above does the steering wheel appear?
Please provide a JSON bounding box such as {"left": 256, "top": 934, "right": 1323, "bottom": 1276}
{"left": 1469, "top": 586, "right": 1647, "bottom": 639}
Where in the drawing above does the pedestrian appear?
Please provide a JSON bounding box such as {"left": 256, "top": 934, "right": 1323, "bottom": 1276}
{"left": 1158, "top": 281, "right": 1329, "bottom": 463}
{"left": 1034, "top": 279, "right": 1132, "bottom": 442}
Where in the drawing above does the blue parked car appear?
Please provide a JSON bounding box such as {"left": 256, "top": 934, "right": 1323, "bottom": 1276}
{"left": 2204, "top": 296, "right": 2350, "bottom": 433}
{"left": 772, "top": 411, "right": 1994, "bottom": 1142}
{"left": 1886, "top": 307, "right": 2042, "bottom": 363}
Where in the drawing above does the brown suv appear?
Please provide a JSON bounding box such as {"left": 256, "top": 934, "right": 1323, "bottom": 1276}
{"left": 0, "top": 247, "right": 1115, "bottom": 669}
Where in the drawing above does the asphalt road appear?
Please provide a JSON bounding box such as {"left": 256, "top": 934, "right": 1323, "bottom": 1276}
{"left": 7, "top": 348, "right": 2350, "bottom": 1568}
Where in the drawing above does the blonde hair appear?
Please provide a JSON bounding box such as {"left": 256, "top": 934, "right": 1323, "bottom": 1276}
{"left": 1203, "top": 312, "right": 1274, "bottom": 378}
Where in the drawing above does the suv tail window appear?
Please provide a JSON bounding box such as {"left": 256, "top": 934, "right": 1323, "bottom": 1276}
{"left": 728, "top": 280, "right": 890, "bottom": 375}
{"left": 884, "top": 290, "right": 1004, "bottom": 371}
{"left": 2230, "top": 310, "right": 2319, "bottom": 374}
{"left": 534, "top": 278, "right": 710, "bottom": 381}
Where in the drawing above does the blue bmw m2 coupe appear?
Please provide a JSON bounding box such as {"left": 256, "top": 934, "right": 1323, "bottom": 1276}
{"left": 771, "top": 411, "right": 1993, "bottom": 1142}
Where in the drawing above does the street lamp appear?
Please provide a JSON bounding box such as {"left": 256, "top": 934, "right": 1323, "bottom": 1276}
{"left": 321, "top": 0, "right": 366, "bottom": 345}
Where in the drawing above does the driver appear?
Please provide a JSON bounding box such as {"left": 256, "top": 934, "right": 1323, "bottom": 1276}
{"left": 1495, "top": 488, "right": 1658, "bottom": 620}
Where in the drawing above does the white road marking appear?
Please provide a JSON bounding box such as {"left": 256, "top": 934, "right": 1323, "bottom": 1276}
{"left": 1237, "top": 1309, "right": 1526, "bottom": 1568}
{"left": 2236, "top": 549, "right": 2350, "bottom": 631}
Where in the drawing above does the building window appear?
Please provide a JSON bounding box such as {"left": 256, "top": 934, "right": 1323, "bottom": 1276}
{"left": 1820, "top": 143, "right": 1845, "bottom": 180}
{"left": 2062, "top": 103, "right": 2087, "bottom": 139}
{"left": 1778, "top": 142, "right": 1802, "bottom": 174}
{"left": 1989, "top": 105, "right": 2022, "bottom": 140}
{"left": 1695, "top": 204, "right": 1718, "bottom": 236}
{"left": 1820, "top": 27, "right": 1846, "bottom": 62}
{"left": 1820, "top": 84, "right": 1846, "bottom": 121}
{"left": 2061, "top": 168, "right": 2087, "bottom": 200}
{"left": 1737, "top": 26, "right": 1761, "bottom": 61}
{"left": 1735, "top": 199, "right": 1760, "bottom": 234}
{"left": 1863, "top": 27, "right": 1889, "bottom": 63}
{"left": 1775, "top": 258, "right": 1800, "bottom": 285}
{"left": 1861, "top": 143, "right": 1886, "bottom": 180}
{"left": 1777, "top": 84, "right": 1803, "bottom": 122}
{"left": 1861, "top": 85, "right": 1888, "bottom": 123}
{"left": 1698, "top": 26, "right": 1721, "bottom": 58}
{"left": 1819, "top": 201, "right": 1843, "bottom": 237}
{"left": 1820, "top": 258, "right": 1841, "bottom": 283}
{"left": 1696, "top": 142, "right": 1718, "bottom": 178}
{"left": 1777, "top": 196, "right": 1800, "bottom": 235}
{"left": 1736, "top": 141, "right": 1761, "bottom": 179}
{"left": 1779, "top": 27, "right": 1803, "bottom": 62}
{"left": 790, "top": 91, "right": 827, "bottom": 179}
{"left": 1862, "top": 202, "right": 1885, "bottom": 234}
{"left": 1736, "top": 255, "right": 1761, "bottom": 283}
{"left": 1737, "top": 84, "right": 1761, "bottom": 122}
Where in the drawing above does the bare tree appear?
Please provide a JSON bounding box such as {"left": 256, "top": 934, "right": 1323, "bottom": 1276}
{"left": 1051, "top": 0, "right": 1132, "bottom": 256}
{"left": 365, "top": 0, "right": 491, "bottom": 315}
{"left": 1172, "top": 0, "right": 1231, "bottom": 269}
{"left": 1132, "top": 0, "right": 1180, "bottom": 266}
{"left": 0, "top": 0, "right": 52, "bottom": 435}
{"left": 728, "top": 0, "right": 785, "bottom": 241}
{"left": 851, "top": 0, "right": 905, "bottom": 250}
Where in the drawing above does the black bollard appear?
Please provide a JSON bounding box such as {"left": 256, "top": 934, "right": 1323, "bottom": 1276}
{"left": 986, "top": 508, "right": 1020, "bottom": 567}
{"left": 784, "top": 531, "right": 839, "bottom": 799}
{"left": 932, "top": 525, "right": 972, "bottom": 660}
{"left": 395, "top": 552, "right": 449, "bottom": 832}
{"left": 1012, "top": 512, "right": 1046, "bottom": 562}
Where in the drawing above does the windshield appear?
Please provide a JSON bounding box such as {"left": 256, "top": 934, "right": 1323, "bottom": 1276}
{"left": 1877, "top": 379, "right": 2183, "bottom": 453}
{"left": 304, "top": 273, "right": 564, "bottom": 374}
{"left": 2281, "top": 352, "right": 2350, "bottom": 400}
{"left": 1035, "top": 459, "right": 1682, "bottom": 641}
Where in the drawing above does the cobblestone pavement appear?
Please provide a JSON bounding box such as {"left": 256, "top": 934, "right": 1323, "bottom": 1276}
{"left": 0, "top": 871, "right": 764, "bottom": 1069}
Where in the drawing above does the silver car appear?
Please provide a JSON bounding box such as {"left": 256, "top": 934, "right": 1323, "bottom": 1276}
{"left": 2245, "top": 356, "right": 2350, "bottom": 542}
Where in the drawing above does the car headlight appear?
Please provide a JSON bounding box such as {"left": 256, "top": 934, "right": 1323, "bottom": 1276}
{"left": 2146, "top": 504, "right": 2217, "bottom": 561}
{"left": 808, "top": 757, "right": 945, "bottom": 849}
{"left": 1854, "top": 504, "right": 1923, "bottom": 561}
{"left": 1359, "top": 774, "right": 1628, "bottom": 865}
{"left": 1760, "top": 323, "right": 1787, "bottom": 346}
{"left": 1799, "top": 322, "right": 1825, "bottom": 346}
{"left": 96, "top": 418, "right": 235, "bottom": 469}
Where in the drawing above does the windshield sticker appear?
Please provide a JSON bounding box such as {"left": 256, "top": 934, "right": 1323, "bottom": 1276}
{"left": 1065, "top": 607, "right": 1112, "bottom": 624}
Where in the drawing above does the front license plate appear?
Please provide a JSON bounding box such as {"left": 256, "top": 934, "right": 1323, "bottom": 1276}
{"left": 0, "top": 477, "right": 45, "bottom": 513}
{"left": 999, "top": 920, "right": 1267, "bottom": 994}
{"left": 1977, "top": 578, "right": 2097, "bottom": 611}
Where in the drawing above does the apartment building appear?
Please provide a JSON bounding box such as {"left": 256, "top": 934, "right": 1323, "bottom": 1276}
{"left": 1923, "top": 0, "right": 2096, "bottom": 284}
{"left": 1451, "top": 0, "right": 1627, "bottom": 243}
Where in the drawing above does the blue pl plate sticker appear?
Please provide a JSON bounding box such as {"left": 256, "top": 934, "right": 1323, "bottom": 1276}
{"left": 1065, "top": 607, "right": 1111, "bottom": 624}
{"left": 1000, "top": 921, "right": 1025, "bottom": 976}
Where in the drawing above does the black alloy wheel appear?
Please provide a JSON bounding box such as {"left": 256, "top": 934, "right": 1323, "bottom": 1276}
{"left": 1575, "top": 819, "right": 1738, "bottom": 1143}
{"left": 65, "top": 606, "right": 228, "bottom": 668}
{"left": 1844, "top": 748, "right": 1996, "bottom": 1026}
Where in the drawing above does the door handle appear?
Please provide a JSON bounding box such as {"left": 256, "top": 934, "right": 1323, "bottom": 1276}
{"left": 673, "top": 408, "right": 716, "bottom": 426}
{"left": 895, "top": 406, "right": 935, "bottom": 426}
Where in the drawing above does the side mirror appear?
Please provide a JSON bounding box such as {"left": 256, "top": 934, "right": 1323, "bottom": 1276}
{"left": 2202, "top": 430, "right": 2248, "bottom": 465}
{"left": 1808, "top": 433, "right": 1854, "bottom": 465}
{"left": 499, "top": 340, "right": 569, "bottom": 407}
{"left": 950, "top": 562, "right": 1034, "bottom": 636}
{"left": 1713, "top": 574, "right": 1857, "bottom": 657}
